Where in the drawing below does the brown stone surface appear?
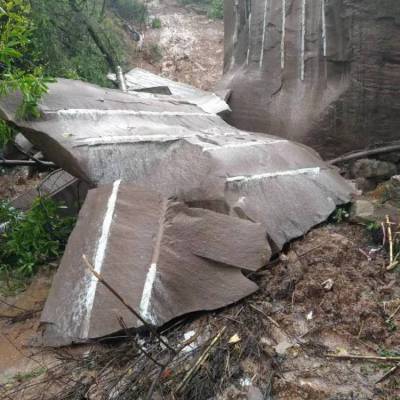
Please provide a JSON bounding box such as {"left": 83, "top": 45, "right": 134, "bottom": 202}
{"left": 218, "top": 0, "right": 400, "bottom": 159}
{"left": 41, "top": 184, "right": 268, "bottom": 345}
{"left": 0, "top": 79, "right": 353, "bottom": 250}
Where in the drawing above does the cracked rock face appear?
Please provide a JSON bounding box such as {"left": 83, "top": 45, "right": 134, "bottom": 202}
{"left": 218, "top": 0, "right": 400, "bottom": 159}
{"left": 0, "top": 79, "right": 353, "bottom": 251}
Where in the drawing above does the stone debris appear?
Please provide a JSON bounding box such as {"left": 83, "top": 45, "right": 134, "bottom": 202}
{"left": 12, "top": 170, "right": 89, "bottom": 214}
{"left": 0, "top": 76, "right": 354, "bottom": 344}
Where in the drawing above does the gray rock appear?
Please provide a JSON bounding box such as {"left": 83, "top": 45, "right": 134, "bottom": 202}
{"left": 350, "top": 199, "right": 375, "bottom": 222}
{"left": 353, "top": 177, "right": 377, "bottom": 193}
{"left": 351, "top": 159, "right": 397, "bottom": 180}
{"left": 247, "top": 386, "right": 263, "bottom": 400}
{"left": 389, "top": 175, "right": 400, "bottom": 203}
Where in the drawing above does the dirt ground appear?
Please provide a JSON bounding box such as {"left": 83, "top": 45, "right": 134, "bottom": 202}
{"left": 1, "top": 221, "right": 400, "bottom": 399}
{"left": 136, "top": 0, "right": 224, "bottom": 90}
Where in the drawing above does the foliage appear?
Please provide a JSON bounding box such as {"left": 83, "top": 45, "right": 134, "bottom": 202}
{"left": 179, "top": 0, "right": 223, "bottom": 19}
{"left": 152, "top": 17, "right": 162, "bottom": 29}
{"left": 0, "top": 0, "right": 52, "bottom": 120}
{"left": 148, "top": 44, "right": 163, "bottom": 63}
{"left": 208, "top": 0, "right": 223, "bottom": 19}
{"left": 29, "top": 0, "right": 121, "bottom": 87}
{"left": 331, "top": 206, "right": 350, "bottom": 223}
{"left": 0, "top": 120, "right": 13, "bottom": 147}
{"left": 0, "top": 198, "right": 75, "bottom": 278}
{"left": 111, "top": 0, "right": 148, "bottom": 24}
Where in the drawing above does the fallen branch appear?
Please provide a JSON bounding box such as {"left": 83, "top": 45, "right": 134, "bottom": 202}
{"left": 327, "top": 354, "right": 400, "bottom": 362}
{"left": 375, "top": 363, "right": 400, "bottom": 384}
{"left": 386, "top": 303, "right": 400, "bottom": 323}
{"left": 82, "top": 254, "right": 176, "bottom": 354}
{"left": 328, "top": 143, "right": 400, "bottom": 165}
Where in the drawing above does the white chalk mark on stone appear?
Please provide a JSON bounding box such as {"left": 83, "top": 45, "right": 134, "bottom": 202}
{"left": 140, "top": 263, "right": 158, "bottom": 324}
{"left": 300, "top": 0, "right": 306, "bottom": 80}
{"left": 281, "top": 0, "right": 286, "bottom": 69}
{"left": 82, "top": 179, "right": 121, "bottom": 337}
{"left": 260, "top": 0, "right": 269, "bottom": 69}
{"left": 202, "top": 140, "right": 287, "bottom": 152}
{"left": 226, "top": 167, "right": 321, "bottom": 183}
{"left": 230, "top": 0, "right": 240, "bottom": 69}
{"left": 246, "top": 12, "right": 252, "bottom": 65}
{"left": 322, "top": 0, "right": 327, "bottom": 56}
{"left": 139, "top": 198, "right": 168, "bottom": 324}
{"left": 55, "top": 109, "right": 215, "bottom": 118}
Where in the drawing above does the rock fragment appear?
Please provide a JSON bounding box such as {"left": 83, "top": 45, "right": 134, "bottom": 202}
{"left": 41, "top": 184, "right": 269, "bottom": 345}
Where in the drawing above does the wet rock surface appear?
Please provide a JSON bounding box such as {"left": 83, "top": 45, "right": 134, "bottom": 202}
{"left": 218, "top": 0, "right": 400, "bottom": 159}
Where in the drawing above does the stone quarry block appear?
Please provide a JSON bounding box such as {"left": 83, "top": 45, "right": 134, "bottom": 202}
{"left": 41, "top": 184, "right": 269, "bottom": 345}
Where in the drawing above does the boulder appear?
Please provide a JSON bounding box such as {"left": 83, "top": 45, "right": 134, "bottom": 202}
{"left": 351, "top": 159, "right": 398, "bottom": 181}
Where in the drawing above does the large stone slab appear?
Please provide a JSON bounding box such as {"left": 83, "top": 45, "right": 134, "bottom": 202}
{"left": 0, "top": 79, "right": 353, "bottom": 250}
{"left": 41, "top": 184, "right": 269, "bottom": 345}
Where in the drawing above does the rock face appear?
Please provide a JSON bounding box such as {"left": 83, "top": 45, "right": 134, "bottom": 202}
{"left": 218, "top": 0, "right": 400, "bottom": 159}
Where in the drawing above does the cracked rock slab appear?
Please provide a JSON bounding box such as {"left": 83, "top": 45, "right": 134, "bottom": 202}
{"left": 41, "top": 184, "right": 269, "bottom": 346}
{"left": 0, "top": 79, "right": 353, "bottom": 251}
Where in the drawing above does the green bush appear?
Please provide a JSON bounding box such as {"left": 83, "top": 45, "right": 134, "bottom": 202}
{"left": 152, "top": 17, "right": 162, "bottom": 29}
{"left": 208, "top": 0, "right": 223, "bottom": 19}
{"left": 0, "top": 198, "right": 75, "bottom": 277}
{"left": 178, "top": 0, "right": 223, "bottom": 19}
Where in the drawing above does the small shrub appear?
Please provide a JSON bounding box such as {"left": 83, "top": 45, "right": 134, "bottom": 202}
{"left": 151, "top": 17, "right": 162, "bottom": 29}
{"left": 0, "top": 198, "right": 75, "bottom": 278}
{"left": 208, "top": 0, "right": 223, "bottom": 19}
{"left": 149, "top": 44, "right": 163, "bottom": 63}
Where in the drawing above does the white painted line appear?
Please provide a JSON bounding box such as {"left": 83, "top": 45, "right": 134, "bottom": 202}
{"left": 202, "top": 139, "right": 287, "bottom": 152}
{"left": 231, "top": 0, "right": 240, "bottom": 69}
{"left": 226, "top": 167, "right": 321, "bottom": 183}
{"left": 139, "top": 263, "right": 158, "bottom": 324}
{"left": 322, "top": 0, "right": 327, "bottom": 56}
{"left": 246, "top": 12, "right": 252, "bottom": 65}
{"left": 55, "top": 109, "right": 215, "bottom": 118}
{"left": 260, "top": 0, "right": 269, "bottom": 69}
{"left": 300, "top": 0, "right": 306, "bottom": 80}
{"left": 74, "top": 134, "right": 191, "bottom": 146}
{"left": 281, "top": 0, "right": 286, "bottom": 69}
{"left": 138, "top": 198, "right": 168, "bottom": 325}
{"left": 82, "top": 179, "right": 121, "bottom": 337}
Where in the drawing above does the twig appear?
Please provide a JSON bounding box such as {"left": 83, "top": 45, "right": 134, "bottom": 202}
{"left": 328, "top": 143, "right": 400, "bottom": 165}
{"left": 386, "top": 303, "right": 400, "bottom": 323}
{"left": 0, "top": 159, "right": 56, "bottom": 167}
{"left": 117, "top": 316, "right": 165, "bottom": 368}
{"left": 82, "top": 254, "right": 176, "bottom": 354}
{"left": 175, "top": 327, "right": 226, "bottom": 394}
{"left": 387, "top": 261, "right": 399, "bottom": 271}
{"left": 249, "top": 304, "right": 280, "bottom": 328}
{"left": 387, "top": 216, "right": 394, "bottom": 267}
{"left": 327, "top": 354, "right": 400, "bottom": 362}
{"left": 375, "top": 363, "right": 400, "bottom": 384}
